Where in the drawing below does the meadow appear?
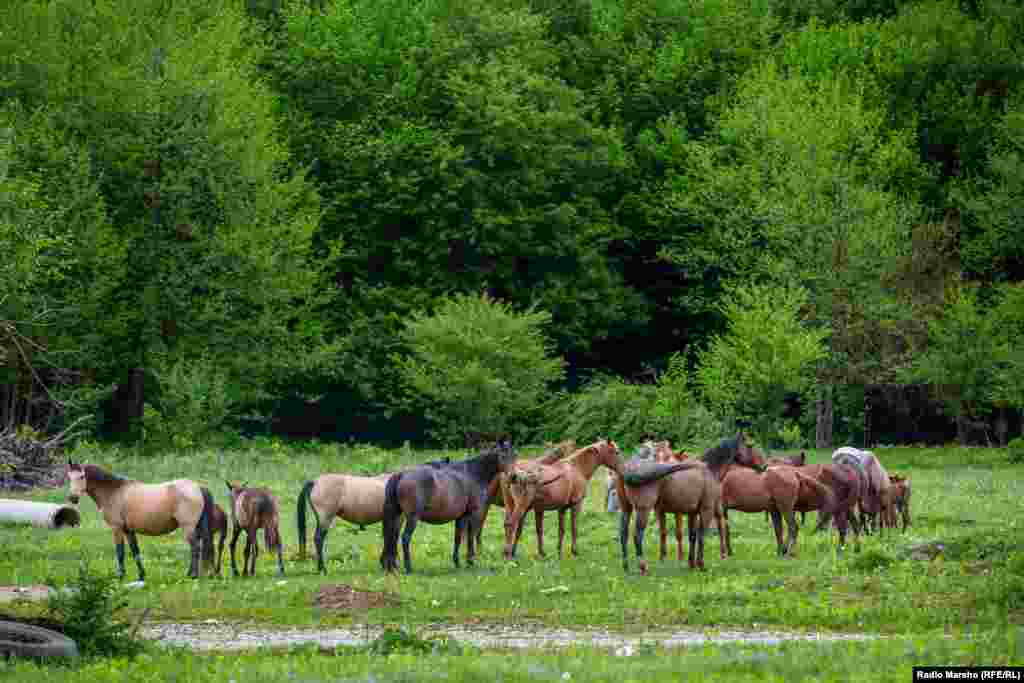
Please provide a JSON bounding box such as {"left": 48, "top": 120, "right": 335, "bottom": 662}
{"left": 1, "top": 439, "right": 1022, "bottom": 681}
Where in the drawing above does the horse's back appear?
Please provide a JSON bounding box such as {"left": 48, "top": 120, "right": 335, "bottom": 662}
{"left": 657, "top": 466, "right": 714, "bottom": 513}
{"left": 399, "top": 468, "right": 475, "bottom": 522}
{"left": 120, "top": 479, "right": 201, "bottom": 535}
{"left": 313, "top": 473, "right": 389, "bottom": 524}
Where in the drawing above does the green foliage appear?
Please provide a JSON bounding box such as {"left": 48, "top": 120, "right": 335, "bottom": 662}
{"left": 45, "top": 557, "right": 145, "bottom": 660}
{"left": 549, "top": 374, "right": 661, "bottom": 447}
{"left": 365, "top": 627, "right": 475, "bottom": 656}
{"left": 395, "top": 292, "right": 565, "bottom": 446}
{"left": 849, "top": 548, "right": 896, "bottom": 572}
{"left": 695, "top": 282, "right": 829, "bottom": 445}
{"left": 1007, "top": 437, "right": 1024, "bottom": 465}
{"left": 651, "top": 352, "right": 723, "bottom": 448}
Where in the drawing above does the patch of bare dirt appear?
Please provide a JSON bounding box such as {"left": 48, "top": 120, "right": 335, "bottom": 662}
{"left": 312, "top": 584, "right": 400, "bottom": 612}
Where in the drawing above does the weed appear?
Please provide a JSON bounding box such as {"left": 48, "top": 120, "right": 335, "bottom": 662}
{"left": 44, "top": 556, "right": 146, "bottom": 659}
{"left": 1007, "top": 437, "right": 1024, "bottom": 464}
{"left": 849, "top": 549, "right": 896, "bottom": 572}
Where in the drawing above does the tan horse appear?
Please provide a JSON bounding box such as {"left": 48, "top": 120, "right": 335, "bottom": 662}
{"left": 476, "top": 440, "right": 576, "bottom": 551}
{"left": 652, "top": 443, "right": 698, "bottom": 562}
{"left": 501, "top": 440, "right": 623, "bottom": 559}
{"left": 618, "top": 434, "right": 763, "bottom": 574}
{"left": 720, "top": 462, "right": 835, "bottom": 558}
{"left": 296, "top": 456, "right": 451, "bottom": 574}
{"left": 66, "top": 461, "right": 215, "bottom": 580}
{"left": 226, "top": 481, "right": 285, "bottom": 577}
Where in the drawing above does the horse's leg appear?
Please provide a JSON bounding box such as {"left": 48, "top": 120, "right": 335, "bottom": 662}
{"left": 216, "top": 529, "right": 226, "bottom": 576}
{"left": 188, "top": 525, "right": 202, "bottom": 579}
{"left": 717, "top": 507, "right": 729, "bottom": 560}
{"left": 769, "top": 510, "right": 785, "bottom": 556}
{"left": 687, "top": 512, "right": 697, "bottom": 569}
{"left": 112, "top": 528, "right": 127, "bottom": 580}
{"left": 534, "top": 510, "right": 546, "bottom": 559}
{"left": 126, "top": 530, "right": 145, "bottom": 582}
{"left": 467, "top": 509, "right": 481, "bottom": 567}
{"left": 401, "top": 514, "right": 419, "bottom": 574}
{"left": 676, "top": 513, "right": 685, "bottom": 562}
{"left": 696, "top": 506, "right": 710, "bottom": 570}
{"left": 570, "top": 503, "right": 581, "bottom": 557}
{"left": 634, "top": 506, "right": 651, "bottom": 575}
{"left": 619, "top": 505, "right": 633, "bottom": 571}
{"left": 229, "top": 524, "right": 243, "bottom": 577}
{"left": 783, "top": 508, "right": 799, "bottom": 557}
{"left": 453, "top": 517, "right": 466, "bottom": 568}
{"left": 314, "top": 515, "right": 335, "bottom": 575}
{"left": 242, "top": 530, "right": 252, "bottom": 577}
{"left": 658, "top": 511, "right": 668, "bottom": 561}
{"left": 557, "top": 509, "right": 566, "bottom": 558}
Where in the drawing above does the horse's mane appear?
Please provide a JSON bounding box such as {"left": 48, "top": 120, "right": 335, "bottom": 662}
{"left": 700, "top": 435, "right": 742, "bottom": 469}
{"left": 563, "top": 441, "right": 604, "bottom": 464}
{"left": 82, "top": 464, "right": 131, "bottom": 483}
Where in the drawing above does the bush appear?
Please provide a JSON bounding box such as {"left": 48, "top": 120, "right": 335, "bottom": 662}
{"left": 548, "top": 375, "right": 661, "bottom": 447}
{"left": 1008, "top": 437, "right": 1024, "bottom": 464}
{"left": 45, "top": 557, "right": 146, "bottom": 659}
{"left": 394, "top": 292, "right": 565, "bottom": 447}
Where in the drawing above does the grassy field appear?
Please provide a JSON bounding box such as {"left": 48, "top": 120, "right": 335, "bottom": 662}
{"left": 1, "top": 438, "right": 1022, "bottom": 679}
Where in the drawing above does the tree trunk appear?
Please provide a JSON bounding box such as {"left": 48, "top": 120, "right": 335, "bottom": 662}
{"left": 956, "top": 412, "right": 969, "bottom": 446}
{"left": 815, "top": 385, "right": 834, "bottom": 449}
{"left": 996, "top": 406, "right": 1009, "bottom": 447}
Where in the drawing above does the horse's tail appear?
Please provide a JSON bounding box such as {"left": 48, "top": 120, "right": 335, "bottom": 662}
{"left": 381, "top": 472, "right": 403, "bottom": 568}
{"left": 794, "top": 472, "right": 835, "bottom": 515}
{"left": 621, "top": 461, "right": 700, "bottom": 487}
{"left": 264, "top": 510, "right": 282, "bottom": 552}
{"left": 297, "top": 480, "right": 316, "bottom": 560}
{"left": 198, "top": 486, "right": 215, "bottom": 568}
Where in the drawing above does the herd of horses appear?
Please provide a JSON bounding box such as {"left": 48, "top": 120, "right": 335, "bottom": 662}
{"left": 62, "top": 436, "right": 912, "bottom": 581}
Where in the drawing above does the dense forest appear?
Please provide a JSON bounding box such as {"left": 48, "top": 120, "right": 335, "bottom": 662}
{"left": 2, "top": 0, "right": 1023, "bottom": 450}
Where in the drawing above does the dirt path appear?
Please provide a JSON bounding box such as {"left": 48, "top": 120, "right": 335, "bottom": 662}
{"left": 141, "top": 621, "right": 883, "bottom": 652}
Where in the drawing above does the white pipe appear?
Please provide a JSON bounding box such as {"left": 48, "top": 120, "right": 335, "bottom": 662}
{"left": 0, "top": 499, "right": 81, "bottom": 529}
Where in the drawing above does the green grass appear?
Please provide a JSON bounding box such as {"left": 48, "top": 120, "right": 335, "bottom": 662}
{"left": 1, "top": 441, "right": 1022, "bottom": 632}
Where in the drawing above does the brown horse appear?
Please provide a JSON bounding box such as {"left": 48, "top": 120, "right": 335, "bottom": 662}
{"left": 720, "top": 460, "right": 836, "bottom": 558}
{"left": 501, "top": 440, "right": 623, "bottom": 559}
{"left": 381, "top": 441, "right": 517, "bottom": 574}
{"left": 618, "top": 434, "right": 763, "bottom": 574}
{"left": 888, "top": 474, "right": 912, "bottom": 531}
{"left": 651, "top": 443, "right": 698, "bottom": 562}
{"left": 831, "top": 447, "right": 894, "bottom": 533}
{"left": 296, "top": 456, "right": 451, "bottom": 574}
{"left": 476, "top": 440, "right": 576, "bottom": 552}
{"left": 226, "top": 481, "right": 285, "bottom": 577}
{"left": 210, "top": 502, "right": 229, "bottom": 576}
{"left": 66, "top": 461, "right": 215, "bottom": 580}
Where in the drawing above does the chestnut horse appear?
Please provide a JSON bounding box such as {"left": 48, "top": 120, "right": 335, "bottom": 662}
{"left": 66, "top": 461, "right": 215, "bottom": 580}
{"left": 381, "top": 442, "right": 517, "bottom": 574}
{"left": 500, "top": 440, "right": 623, "bottom": 559}
{"left": 226, "top": 481, "right": 285, "bottom": 577}
{"left": 618, "top": 434, "right": 763, "bottom": 574}
{"left": 210, "top": 502, "right": 229, "bottom": 576}
{"left": 476, "top": 440, "right": 576, "bottom": 552}
{"left": 296, "top": 456, "right": 451, "bottom": 574}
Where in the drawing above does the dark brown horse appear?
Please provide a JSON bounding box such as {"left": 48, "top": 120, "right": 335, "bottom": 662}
{"left": 226, "top": 481, "right": 285, "bottom": 577}
{"left": 381, "top": 441, "right": 517, "bottom": 574}
{"left": 66, "top": 461, "right": 215, "bottom": 580}
{"left": 618, "top": 434, "right": 763, "bottom": 574}
{"left": 210, "top": 502, "right": 229, "bottom": 576}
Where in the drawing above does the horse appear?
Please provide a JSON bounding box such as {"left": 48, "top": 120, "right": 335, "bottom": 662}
{"left": 651, "top": 443, "right": 699, "bottom": 562}
{"left": 476, "top": 440, "right": 576, "bottom": 552}
{"left": 296, "top": 456, "right": 451, "bottom": 574}
{"left": 606, "top": 441, "right": 659, "bottom": 513}
{"left": 617, "top": 434, "right": 763, "bottom": 574}
{"left": 381, "top": 441, "right": 517, "bottom": 574}
{"left": 831, "top": 447, "right": 894, "bottom": 533}
{"left": 210, "top": 502, "right": 229, "bottom": 576}
{"left": 66, "top": 461, "right": 215, "bottom": 580}
{"left": 888, "top": 474, "right": 912, "bottom": 531}
{"left": 500, "top": 439, "right": 623, "bottom": 559}
{"left": 226, "top": 481, "right": 285, "bottom": 577}
{"left": 720, "top": 457, "right": 837, "bottom": 558}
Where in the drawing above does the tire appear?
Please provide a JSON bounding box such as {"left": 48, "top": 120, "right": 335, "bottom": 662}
{"left": 0, "top": 621, "right": 79, "bottom": 660}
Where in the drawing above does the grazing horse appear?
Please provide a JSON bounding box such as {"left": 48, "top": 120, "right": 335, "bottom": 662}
{"left": 501, "top": 440, "right": 623, "bottom": 559}
{"left": 296, "top": 456, "right": 451, "bottom": 574}
{"left": 381, "top": 441, "right": 517, "bottom": 574}
{"left": 831, "top": 447, "right": 894, "bottom": 533}
{"left": 618, "top": 434, "right": 763, "bottom": 574}
{"left": 66, "top": 461, "right": 215, "bottom": 580}
{"left": 226, "top": 481, "right": 285, "bottom": 577}
{"left": 476, "top": 440, "right": 576, "bottom": 552}
{"left": 210, "top": 502, "right": 229, "bottom": 576}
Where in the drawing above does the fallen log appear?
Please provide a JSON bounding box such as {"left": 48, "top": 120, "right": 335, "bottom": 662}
{"left": 0, "top": 499, "right": 80, "bottom": 529}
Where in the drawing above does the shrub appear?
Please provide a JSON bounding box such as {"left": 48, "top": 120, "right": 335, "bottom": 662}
{"left": 1008, "top": 437, "right": 1024, "bottom": 464}
{"left": 548, "top": 374, "right": 660, "bottom": 446}
{"left": 394, "top": 292, "right": 565, "bottom": 447}
{"left": 45, "top": 557, "right": 146, "bottom": 659}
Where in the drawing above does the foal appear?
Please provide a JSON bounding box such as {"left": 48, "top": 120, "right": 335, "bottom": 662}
{"left": 226, "top": 481, "right": 285, "bottom": 577}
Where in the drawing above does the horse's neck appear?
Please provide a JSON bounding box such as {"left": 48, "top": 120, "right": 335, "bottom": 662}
{"left": 87, "top": 480, "right": 126, "bottom": 510}
{"left": 708, "top": 461, "right": 731, "bottom": 481}
{"left": 567, "top": 447, "right": 603, "bottom": 479}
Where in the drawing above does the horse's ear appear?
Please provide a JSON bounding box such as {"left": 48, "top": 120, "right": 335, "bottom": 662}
{"left": 225, "top": 480, "right": 232, "bottom": 492}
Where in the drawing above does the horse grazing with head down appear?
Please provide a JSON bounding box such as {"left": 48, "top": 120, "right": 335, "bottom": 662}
{"left": 226, "top": 481, "right": 285, "bottom": 577}
{"left": 830, "top": 447, "right": 894, "bottom": 534}
{"left": 296, "top": 456, "right": 452, "bottom": 574}
{"left": 381, "top": 441, "right": 517, "bottom": 574}
{"left": 66, "top": 461, "right": 215, "bottom": 580}
{"left": 618, "top": 434, "right": 764, "bottom": 574}
{"left": 500, "top": 439, "right": 623, "bottom": 559}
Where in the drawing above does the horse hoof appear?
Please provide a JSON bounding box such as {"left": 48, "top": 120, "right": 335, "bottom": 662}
{"left": 639, "top": 560, "right": 648, "bottom": 576}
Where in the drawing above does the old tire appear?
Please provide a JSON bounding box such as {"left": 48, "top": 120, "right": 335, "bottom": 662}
{"left": 0, "top": 621, "right": 79, "bottom": 660}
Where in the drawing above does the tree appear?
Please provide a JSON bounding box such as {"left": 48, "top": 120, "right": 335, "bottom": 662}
{"left": 694, "top": 282, "right": 829, "bottom": 448}
{"left": 395, "top": 292, "right": 565, "bottom": 446}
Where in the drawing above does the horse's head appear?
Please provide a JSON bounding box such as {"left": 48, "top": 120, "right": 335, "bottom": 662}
{"left": 495, "top": 440, "right": 517, "bottom": 472}
{"left": 225, "top": 480, "right": 248, "bottom": 501}
{"left": 66, "top": 459, "right": 85, "bottom": 504}
{"left": 738, "top": 434, "right": 767, "bottom": 471}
